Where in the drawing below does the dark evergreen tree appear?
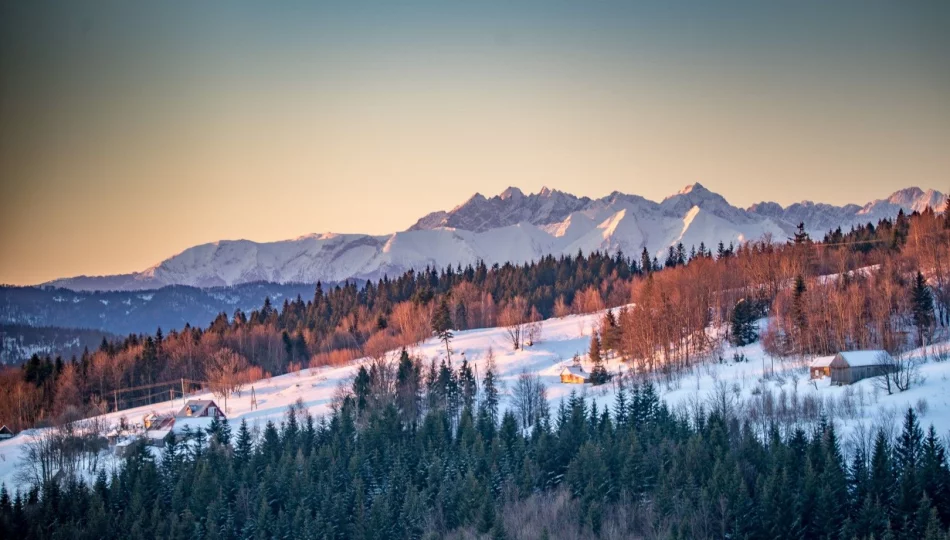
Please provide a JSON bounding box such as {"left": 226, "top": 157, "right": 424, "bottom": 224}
{"left": 730, "top": 298, "right": 758, "bottom": 346}
{"left": 640, "top": 248, "right": 653, "bottom": 275}
{"left": 912, "top": 271, "right": 936, "bottom": 346}
{"left": 433, "top": 297, "right": 455, "bottom": 362}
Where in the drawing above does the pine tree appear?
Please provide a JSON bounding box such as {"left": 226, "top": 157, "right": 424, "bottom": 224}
{"left": 640, "top": 248, "right": 652, "bottom": 275}
{"left": 675, "top": 242, "right": 686, "bottom": 266}
{"left": 589, "top": 345, "right": 609, "bottom": 386}
{"left": 792, "top": 275, "right": 808, "bottom": 353}
{"left": 920, "top": 425, "right": 950, "bottom": 524}
{"left": 396, "top": 348, "right": 421, "bottom": 424}
{"left": 433, "top": 297, "right": 454, "bottom": 362}
{"left": 479, "top": 349, "right": 500, "bottom": 433}
{"left": 353, "top": 366, "right": 371, "bottom": 416}
{"left": 730, "top": 298, "right": 758, "bottom": 346}
{"left": 589, "top": 332, "right": 602, "bottom": 365}
{"left": 912, "top": 271, "right": 935, "bottom": 346}
{"left": 665, "top": 245, "right": 677, "bottom": 268}
{"left": 601, "top": 309, "right": 619, "bottom": 354}
{"left": 234, "top": 419, "right": 253, "bottom": 468}
{"left": 458, "top": 359, "right": 477, "bottom": 411}
{"left": 792, "top": 222, "right": 810, "bottom": 245}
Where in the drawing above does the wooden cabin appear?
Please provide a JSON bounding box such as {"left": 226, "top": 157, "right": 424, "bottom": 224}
{"left": 809, "top": 356, "right": 834, "bottom": 379}
{"left": 560, "top": 365, "right": 588, "bottom": 384}
{"left": 828, "top": 350, "right": 896, "bottom": 385}
{"left": 176, "top": 399, "right": 225, "bottom": 419}
{"left": 0, "top": 425, "right": 14, "bottom": 440}
{"left": 143, "top": 412, "right": 175, "bottom": 430}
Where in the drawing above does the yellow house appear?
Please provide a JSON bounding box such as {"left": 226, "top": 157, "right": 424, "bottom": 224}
{"left": 560, "top": 365, "right": 588, "bottom": 384}
{"left": 810, "top": 355, "right": 834, "bottom": 379}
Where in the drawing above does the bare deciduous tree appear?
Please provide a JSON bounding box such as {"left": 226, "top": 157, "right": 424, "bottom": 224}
{"left": 524, "top": 307, "right": 544, "bottom": 347}
{"left": 874, "top": 352, "right": 921, "bottom": 395}
{"left": 511, "top": 371, "right": 548, "bottom": 431}
{"left": 500, "top": 297, "right": 528, "bottom": 350}
{"left": 205, "top": 348, "right": 249, "bottom": 412}
{"left": 16, "top": 409, "right": 108, "bottom": 488}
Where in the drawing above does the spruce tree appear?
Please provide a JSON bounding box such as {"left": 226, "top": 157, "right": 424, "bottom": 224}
{"left": 353, "top": 366, "right": 371, "bottom": 416}
{"left": 730, "top": 298, "right": 758, "bottom": 346}
{"left": 912, "top": 271, "right": 935, "bottom": 346}
{"left": 793, "top": 222, "right": 810, "bottom": 245}
{"left": 478, "top": 349, "right": 500, "bottom": 435}
{"left": 640, "top": 248, "right": 652, "bottom": 275}
{"left": 589, "top": 332, "right": 602, "bottom": 365}
{"left": 433, "top": 297, "right": 454, "bottom": 362}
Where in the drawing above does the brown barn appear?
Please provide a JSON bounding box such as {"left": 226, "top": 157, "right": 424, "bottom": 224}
{"left": 560, "top": 365, "right": 588, "bottom": 384}
{"left": 828, "top": 350, "right": 896, "bottom": 385}
{"left": 177, "top": 399, "right": 225, "bottom": 419}
{"left": 809, "top": 356, "right": 834, "bottom": 379}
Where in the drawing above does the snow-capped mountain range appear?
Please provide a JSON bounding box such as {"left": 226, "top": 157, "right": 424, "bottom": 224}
{"left": 46, "top": 185, "right": 946, "bottom": 292}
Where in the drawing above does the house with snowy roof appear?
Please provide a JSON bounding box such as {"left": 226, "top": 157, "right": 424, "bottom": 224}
{"left": 176, "top": 399, "right": 225, "bottom": 419}
{"left": 560, "top": 364, "right": 588, "bottom": 384}
{"left": 809, "top": 356, "right": 835, "bottom": 379}
{"left": 824, "top": 350, "right": 896, "bottom": 385}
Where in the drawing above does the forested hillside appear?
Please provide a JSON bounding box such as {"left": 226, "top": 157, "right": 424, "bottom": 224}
{"left": 3, "top": 375, "right": 950, "bottom": 539}
{"left": 2, "top": 205, "right": 949, "bottom": 433}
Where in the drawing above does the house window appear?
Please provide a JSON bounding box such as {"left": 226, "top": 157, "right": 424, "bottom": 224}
{"left": 208, "top": 407, "right": 216, "bottom": 416}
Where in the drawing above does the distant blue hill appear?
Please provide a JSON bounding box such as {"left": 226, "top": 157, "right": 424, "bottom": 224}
{"left": 0, "top": 281, "right": 331, "bottom": 337}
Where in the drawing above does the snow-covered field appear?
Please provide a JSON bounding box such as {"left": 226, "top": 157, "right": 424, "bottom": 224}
{"left": 3, "top": 309, "right": 950, "bottom": 491}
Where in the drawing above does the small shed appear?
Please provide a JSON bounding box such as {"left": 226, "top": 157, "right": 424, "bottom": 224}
{"left": 809, "top": 356, "right": 834, "bottom": 379}
{"left": 560, "top": 365, "right": 588, "bottom": 384}
{"left": 829, "top": 350, "right": 896, "bottom": 385}
{"left": 176, "top": 399, "right": 225, "bottom": 419}
{"left": 0, "top": 425, "right": 14, "bottom": 440}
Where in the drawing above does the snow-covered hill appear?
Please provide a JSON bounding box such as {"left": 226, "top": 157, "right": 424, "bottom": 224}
{"left": 46, "top": 185, "right": 946, "bottom": 291}
{"left": 3, "top": 309, "right": 949, "bottom": 491}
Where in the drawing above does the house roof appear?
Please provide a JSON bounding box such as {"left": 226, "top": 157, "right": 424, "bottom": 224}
{"left": 835, "top": 350, "right": 893, "bottom": 368}
{"left": 561, "top": 365, "right": 588, "bottom": 377}
{"left": 146, "top": 429, "right": 172, "bottom": 440}
{"left": 810, "top": 355, "right": 835, "bottom": 368}
{"left": 177, "top": 399, "right": 220, "bottom": 417}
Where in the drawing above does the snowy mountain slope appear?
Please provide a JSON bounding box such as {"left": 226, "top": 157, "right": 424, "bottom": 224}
{"left": 3, "top": 309, "right": 950, "bottom": 492}
{"left": 747, "top": 187, "right": 946, "bottom": 234}
{"left": 46, "top": 185, "right": 946, "bottom": 291}
{"left": 408, "top": 186, "right": 591, "bottom": 232}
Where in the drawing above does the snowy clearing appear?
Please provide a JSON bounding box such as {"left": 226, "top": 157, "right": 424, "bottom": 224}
{"left": 2, "top": 308, "right": 950, "bottom": 492}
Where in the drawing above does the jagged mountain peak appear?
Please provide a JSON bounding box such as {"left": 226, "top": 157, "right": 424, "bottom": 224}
{"left": 675, "top": 182, "right": 709, "bottom": 196}
{"left": 42, "top": 184, "right": 948, "bottom": 292}
{"left": 885, "top": 186, "right": 945, "bottom": 212}
{"left": 499, "top": 186, "right": 525, "bottom": 200}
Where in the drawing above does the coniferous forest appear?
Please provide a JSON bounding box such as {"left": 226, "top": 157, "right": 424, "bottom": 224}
{"left": 2, "top": 369, "right": 950, "bottom": 540}
{"left": 5, "top": 206, "right": 950, "bottom": 434}
{"left": 4, "top": 208, "right": 950, "bottom": 538}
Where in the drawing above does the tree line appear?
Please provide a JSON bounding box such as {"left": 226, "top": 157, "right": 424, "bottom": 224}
{"left": 3, "top": 352, "right": 950, "bottom": 539}
{"left": 3, "top": 205, "right": 950, "bottom": 433}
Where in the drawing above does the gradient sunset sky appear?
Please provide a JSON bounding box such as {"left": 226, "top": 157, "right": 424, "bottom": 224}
{"left": 1, "top": 1, "right": 948, "bottom": 286}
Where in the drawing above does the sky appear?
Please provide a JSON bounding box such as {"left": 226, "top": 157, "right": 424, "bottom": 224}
{"left": 1, "top": 1, "right": 949, "bottom": 286}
